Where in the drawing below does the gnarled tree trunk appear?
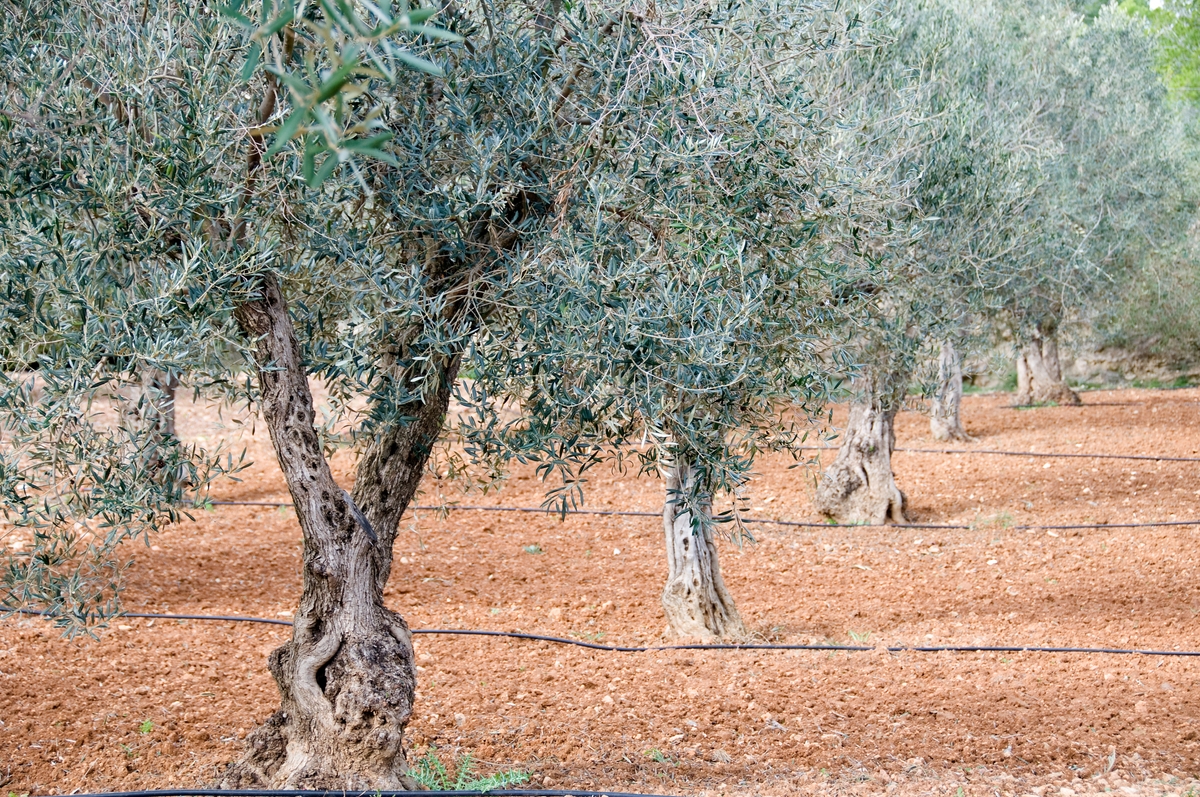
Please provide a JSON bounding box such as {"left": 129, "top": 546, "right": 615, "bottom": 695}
{"left": 1015, "top": 329, "right": 1079, "bottom": 406}
{"left": 814, "top": 399, "right": 906, "bottom": 524}
{"left": 661, "top": 461, "right": 746, "bottom": 642}
{"left": 220, "top": 274, "right": 458, "bottom": 789}
{"left": 930, "top": 340, "right": 970, "bottom": 442}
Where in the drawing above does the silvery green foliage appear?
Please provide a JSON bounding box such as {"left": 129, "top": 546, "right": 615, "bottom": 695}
{"left": 221, "top": 0, "right": 461, "bottom": 183}
{"left": 442, "top": 5, "right": 901, "bottom": 524}
{"left": 896, "top": 0, "right": 1055, "bottom": 359}
{"left": 1, "top": 0, "right": 891, "bottom": 629}
{"left": 809, "top": 0, "right": 1053, "bottom": 407}
{"left": 0, "top": 1, "right": 256, "bottom": 633}
{"left": 820, "top": 0, "right": 1193, "bottom": 404}
{"left": 998, "top": 2, "right": 1196, "bottom": 344}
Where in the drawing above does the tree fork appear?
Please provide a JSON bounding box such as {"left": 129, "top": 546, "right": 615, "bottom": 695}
{"left": 220, "top": 274, "right": 453, "bottom": 788}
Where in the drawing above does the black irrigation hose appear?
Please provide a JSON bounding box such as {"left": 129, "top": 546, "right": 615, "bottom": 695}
{"left": 902, "top": 447, "right": 1200, "bottom": 462}
{"left": 798, "top": 445, "right": 1200, "bottom": 462}
{"left": 11, "top": 608, "right": 1200, "bottom": 657}
{"left": 897, "top": 644, "right": 1200, "bottom": 656}
{"left": 411, "top": 628, "right": 872, "bottom": 653}
{"left": 7, "top": 609, "right": 870, "bottom": 652}
{"left": 208, "top": 501, "right": 1200, "bottom": 531}
{"left": 62, "top": 789, "right": 679, "bottom": 797}
{"left": 121, "top": 611, "right": 293, "bottom": 626}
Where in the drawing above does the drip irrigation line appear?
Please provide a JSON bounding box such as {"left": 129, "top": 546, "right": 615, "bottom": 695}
{"left": 9, "top": 608, "right": 1200, "bottom": 657}
{"left": 411, "top": 628, "right": 872, "bottom": 652}
{"left": 206, "top": 501, "right": 1200, "bottom": 531}
{"left": 63, "top": 789, "right": 678, "bottom": 797}
{"left": 797, "top": 446, "right": 1200, "bottom": 463}
{"left": 899, "top": 447, "right": 1200, "bottom": 462}
{"left": 4, "top": 609, "right": 868, "bottom": 652}
{"left": 123, "top": 611, "right": 293, "bottom": 625}
{"left": 894, "top": 645, "right": 1200, "bottom": 656}
{"left": 8, "top": 608, "right": 294, "bottom": 626}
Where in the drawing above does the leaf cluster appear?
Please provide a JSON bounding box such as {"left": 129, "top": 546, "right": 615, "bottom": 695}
{"left": 0, "top": 0, "right": 894, "bottom": 623}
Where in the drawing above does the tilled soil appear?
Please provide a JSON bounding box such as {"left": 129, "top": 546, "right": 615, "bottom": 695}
{"left": 3, "top": 388, "right": 1200, "bottom": 796}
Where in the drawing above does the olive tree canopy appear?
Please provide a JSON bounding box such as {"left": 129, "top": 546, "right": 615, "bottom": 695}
{"left": 1, "top": 0, "right": 890, "bottom": 784}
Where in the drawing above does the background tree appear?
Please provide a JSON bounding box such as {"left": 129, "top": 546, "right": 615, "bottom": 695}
{"left": 996, "top": 3, "right": 1196, "bottom": 406}
{"left": 1117, "top": 0, "right": 1200, "bottom": 103}
{"left": 2, "top": 0, "right": 889, "bottom": 783}
{"left": 1073, "top": 0, "right": 1200, "bottom": 376}
{"left": 813, "top": 0, "right": 1052, "bottom": 522}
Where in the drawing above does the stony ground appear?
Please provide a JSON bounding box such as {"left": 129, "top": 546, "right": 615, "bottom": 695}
{"left": 3, "top": 388, "right": 1200, "bottom": 796}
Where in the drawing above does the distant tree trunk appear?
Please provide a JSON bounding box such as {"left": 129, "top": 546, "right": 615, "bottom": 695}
{"left": 930, "top": 340, "right": 970, "bottom": 442}
{"left": 814, "top": 397, "right": 907, "bottom": 524}
{"left": 142, "top": 369, "right": 178, "bottom": 439}
{"left": 1014, "top": 328, "right": 1079, "bottom": 406}
{"left": 660, "top": 460, "right": 746, "bottom": 642}
{"left": 121, "top": 368, "right": 180, "bottom": 481}
{"left": 220, "top": 274, "right": 457, "bottom": 789}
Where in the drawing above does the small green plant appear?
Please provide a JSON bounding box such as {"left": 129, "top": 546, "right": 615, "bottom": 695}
{"left": 974, "top": 511, "right": 1014, "bottom": 529}
{"left": 410, "top": 749, "right": 529, "bottom": 792}
{"left": 138, "top": 720, "right": 154, "bottom": 734}
{"left": 848, "top": 630, "right": 872, "bottom": 644}
{"left": 644, "top": 748, "right": 669, "bottom": 763}
{"left": 522, "top": 544, "right": 544, "bottom": 555}
{"left": 973, "top": 511, "right": 1015, "bottom": 543}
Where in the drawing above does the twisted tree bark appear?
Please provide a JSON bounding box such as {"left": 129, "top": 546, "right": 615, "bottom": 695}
{"left": 220, "top": 274, "right": 458, "bottom": 788}
{"left": 813, "top": 398, "right": 906, "bottom": 525}
{"left": 930, "top": 340, "right": 970, "bottom": 442}
{"left": 660, "top": 461, "right": 746, "bottom": 642}
{"left": 1015, "top": 328, "right": 1080, "bottom": 406}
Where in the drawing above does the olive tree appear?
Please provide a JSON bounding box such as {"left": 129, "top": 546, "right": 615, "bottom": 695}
{"left": 997, "top": 3, "right": 1195, "bottom": 406}
{"left": 440, "top": 7, "right": 895, "bottom": 642}
{"left": 459, "top": 170, "right": 887, "bottom": 639}
{"left": 1, "top": 0, "right": 884, "bottom": 784}
{"left": 812, "top": 0, "right": 1052, "bottom": 522}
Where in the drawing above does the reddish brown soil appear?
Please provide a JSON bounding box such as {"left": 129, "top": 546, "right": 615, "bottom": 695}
{"left": 4, "top": 388, "right": 1200, "bottom": 796}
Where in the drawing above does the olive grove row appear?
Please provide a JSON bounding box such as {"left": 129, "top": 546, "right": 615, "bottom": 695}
{"left": 1, "top": 0, "right": 1196, "bottom": 787}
